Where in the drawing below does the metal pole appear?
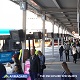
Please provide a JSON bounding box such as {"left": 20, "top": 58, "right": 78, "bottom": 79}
{"left": 61, "top": 26, "right": 63, "bottom": 45}
{"left": 66, "top": 29, "right": 67, "bottom": 41}
{"left": 77, "top": 0, "right": 79, "bottom": 35}
{"left": 58, "top": 25, "right": 60, "bottom": 52}
{"left": 52, "top": 21, "right": 54, "bottom": 57}
{"left": 32, "top": 39, "right": 34, "bottom": 48}
{"left": 64, "top": 28, "right": 66, "bottom": 40}
{"left": 28, "top": 39, "right": 30, "bottom": 55}
{"left": 41, "top": 12, "right": 45, "bottom": 55}
{"left": 20, "top": 2, "right": 27, "bottom": 71}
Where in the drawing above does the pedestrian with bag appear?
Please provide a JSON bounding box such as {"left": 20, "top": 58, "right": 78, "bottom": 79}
{"left": 38, "top": 50, "right": 46, "bottom": 80}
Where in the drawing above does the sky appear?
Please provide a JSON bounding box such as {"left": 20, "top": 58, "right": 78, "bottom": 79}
{"left": 0, "top": 0, "right": 22, "bottom": 29}
{"left": 0, "top": 0, "right": 65, "bottom": 33}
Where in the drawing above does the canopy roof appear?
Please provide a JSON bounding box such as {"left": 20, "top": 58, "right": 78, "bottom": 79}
{"left": 10, "top": 0, "right": 80, "bottom": 34}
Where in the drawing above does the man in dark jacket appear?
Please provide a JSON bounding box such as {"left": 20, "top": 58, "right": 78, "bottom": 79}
{"left": 30, "top": 49, "right": 40, "bottom": 80}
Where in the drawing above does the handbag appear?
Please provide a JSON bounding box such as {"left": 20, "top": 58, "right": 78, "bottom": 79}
{"left": 42, "top": 64, "right": 46, "bottom": 69}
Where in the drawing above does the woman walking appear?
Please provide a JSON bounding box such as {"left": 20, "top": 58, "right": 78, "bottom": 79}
{"left": 72, "top": 45, "right": 77, "bottom": 64}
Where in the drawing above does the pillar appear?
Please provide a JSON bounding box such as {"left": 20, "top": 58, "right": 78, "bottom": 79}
{"left": 41, "top": 12, "right": 45, "bottom": 55}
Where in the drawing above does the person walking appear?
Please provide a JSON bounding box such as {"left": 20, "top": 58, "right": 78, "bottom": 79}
{"left": 59, "top": 46, "right": 64, "bottom": 61}
{"left": 72, "top": 45, "right": 77, "bottom": 64}
{"left": 76, "top": 41, "right": 80, "bottom": 59}
{"left": 38, "top": 50, "right": 46, "bottom": 80}
{"left": 64, "top": 42, "right": 70, "bottom": 62}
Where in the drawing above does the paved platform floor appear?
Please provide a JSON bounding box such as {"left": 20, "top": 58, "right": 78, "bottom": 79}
{"left": 43, "top": 46, "right": 80, "bottom": 80}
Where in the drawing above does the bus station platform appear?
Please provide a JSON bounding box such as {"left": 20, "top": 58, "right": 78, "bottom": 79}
{"left": 3, "top": 45, "right": 80, "bottom": 80}
{"left": 42, "top": 46, "right": 80, "bottom": 80}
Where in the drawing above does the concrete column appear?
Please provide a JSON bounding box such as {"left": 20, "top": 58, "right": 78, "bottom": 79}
{"left": 41, "top": 12, "right": 45, "bottom": 55}
{"left": 22, "top": 8, "right": 26, "bottom": 60}
{"left": 58, "top": 25, "right": 60, "bottom": 51}
{"left": 66, "top": 29, "right": 67, "bottom": 41}
{"left": 61, "top": 26, "right": 63, "bottom": 45}
{"left": 77, "top": 0, "right": 79, "bottom": 35}
{"left": 64, "top": 27, "right": 66, "bottom": 40}
{"left": 20, "top": 2, "right": 27, "bottom": 71}
{"left": 52, "top": 21, "right": 55, "bottom": 57}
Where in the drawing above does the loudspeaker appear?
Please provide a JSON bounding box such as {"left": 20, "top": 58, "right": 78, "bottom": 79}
{"left": 10, "top": 29, "right": 24, "bottom": 42}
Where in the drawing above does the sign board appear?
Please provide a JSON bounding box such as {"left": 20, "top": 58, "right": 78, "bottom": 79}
{"left": 10, "top": 30, "right": 24, "bottom": 42}
{"left": 47, "top": 33, "right": 53, "bottom": 38}
{"left": 33, "top": 32, "right": 42, "bottom": 39}
{"left": 0, "top": 51, "right": 14, "bottom": 63}
{"left": 20, "top": 2, "right": 27, "bottom": 11}
{"left": 26, "top": 34, "right": 33, "bottom": 40}
{"left": 0, "top": 35, "right": 9, "bottom": 40}
{"left": 10, "top": 30, "right": 19, "bottom": 42}
{"left": 0, "top": 29, "right": 10, "bottom": 35}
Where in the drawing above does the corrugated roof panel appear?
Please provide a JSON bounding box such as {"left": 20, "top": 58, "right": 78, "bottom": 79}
{"left": 57, "top": 0, "right": 77, "bottom": 8}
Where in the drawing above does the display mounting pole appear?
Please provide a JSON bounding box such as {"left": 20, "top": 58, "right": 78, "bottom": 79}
{"left": 20, "top": 1, "right": 27, "bottom": 71}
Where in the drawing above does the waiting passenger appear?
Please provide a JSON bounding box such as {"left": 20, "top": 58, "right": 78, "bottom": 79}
{"left": 72, "top": 45, "right": 77, "bottom": 64}
{"left": 5, "top": 63, "right": 12, "bottom": 74}
{"left": 0, "top": 63, "right": 6, "bottom": 80}
{"left": 12, "top": 64, "right": 26, "bottom": 80}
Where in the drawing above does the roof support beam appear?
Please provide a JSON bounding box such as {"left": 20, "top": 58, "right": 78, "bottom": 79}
{"left": 61, "top": 21, "right": 77, "bottom": 23}
{"left": 52, "top": 0, "right": 60, "bottom": 8}
{"left": 56, "top": 17, "right": 77, "bottom": 19}
{"left": 51, "top": 0, "right": 76, "bottom": 32}
{"left": 41, "top": 8, "right": 77, "bottom": 12}
{"left": 46, "top": 12, "right": 77, "bottom": 15}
